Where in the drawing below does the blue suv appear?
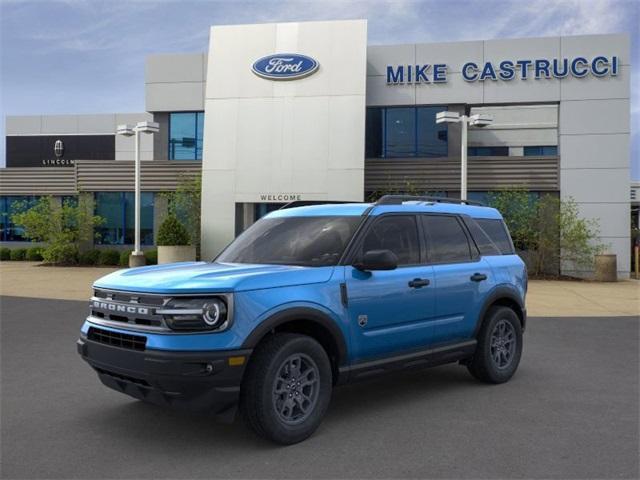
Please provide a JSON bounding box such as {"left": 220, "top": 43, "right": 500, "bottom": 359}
{"left": 78, "top": 195, "right": 526, "bottom": 444}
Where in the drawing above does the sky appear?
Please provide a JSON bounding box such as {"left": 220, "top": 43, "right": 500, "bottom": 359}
{"left": 1, "top": 0, "right": 638, "bottom": 177}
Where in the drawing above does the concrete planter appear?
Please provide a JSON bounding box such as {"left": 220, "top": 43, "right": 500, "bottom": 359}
{"left": 594, "top": 254, "right": 617, "bottom": 282}
{"left": 157, "top": 245, "right": 196, "bottom": 264}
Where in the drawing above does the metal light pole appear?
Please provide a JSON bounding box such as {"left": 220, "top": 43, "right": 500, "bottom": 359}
{"left": 116, "top": 121, "right": 159, "bottom": 267}
{"left": 436, "top": 111, "right": 492, "bottom": 201}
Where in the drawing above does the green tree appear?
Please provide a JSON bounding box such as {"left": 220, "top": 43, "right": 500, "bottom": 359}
{"left": 163, "top": 173, "right": 201, "bottom": 250}
{"left": 11, "top": 196, "right": 104, "bottom": 265}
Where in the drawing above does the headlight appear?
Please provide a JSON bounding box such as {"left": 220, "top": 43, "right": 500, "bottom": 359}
{"left": 158, "top": 297, "right": 230, "bottom": 332}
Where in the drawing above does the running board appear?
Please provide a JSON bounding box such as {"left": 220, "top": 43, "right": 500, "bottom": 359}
{"left": 338, "top": 340, "right": 477, "bottom": 384}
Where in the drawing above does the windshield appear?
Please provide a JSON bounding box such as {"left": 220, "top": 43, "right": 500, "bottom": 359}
{"left": 216, "top": 216, "right": 361, "bottom": 267}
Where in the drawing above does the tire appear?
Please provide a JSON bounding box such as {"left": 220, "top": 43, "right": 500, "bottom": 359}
{"left": 240, "top": 333, "right": 332, "bottom": 444}
{"left": 467, "top": 306, "right": 523, "bottom": 384}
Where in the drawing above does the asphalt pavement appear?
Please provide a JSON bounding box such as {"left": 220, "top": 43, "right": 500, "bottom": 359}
{"left": 1, "top": 296, "right": 638, "bottom": 479}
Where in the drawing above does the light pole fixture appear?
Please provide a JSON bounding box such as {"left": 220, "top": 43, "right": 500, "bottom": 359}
{"left": 116, "top": 121, "right": 159, "bottom": 267}
{"left": 436, "top": 111, "right": 493, "bottom": 201}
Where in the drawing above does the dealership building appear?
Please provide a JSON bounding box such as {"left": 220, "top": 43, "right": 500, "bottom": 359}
{"left": 0, "top": 20, "right": 632, "bottom": 277}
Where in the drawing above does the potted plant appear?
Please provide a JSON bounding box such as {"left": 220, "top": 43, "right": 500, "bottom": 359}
{"left": 156, "top": 214, "right": 196, "bottom": 264}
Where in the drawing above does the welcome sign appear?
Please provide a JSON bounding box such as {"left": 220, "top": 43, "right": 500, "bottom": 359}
{"left": 386, "top": 55, "right": 620, "bottom": 84}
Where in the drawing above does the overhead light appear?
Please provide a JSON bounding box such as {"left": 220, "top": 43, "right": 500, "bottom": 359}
{"left": 116, "top": 124, "right": 135, "bottom": 137}
{"left": 135, "top": 121, "right": 160, "bottom": 134}
{"left": 436, "top": 111, "right": 461, "bottom": 124}
{"left": 469, "top": 114, "right": 493, "bottom": 127}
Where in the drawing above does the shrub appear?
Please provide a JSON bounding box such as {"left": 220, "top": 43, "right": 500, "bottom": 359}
{"left": 157, "top": 214, "right": 190, "bottom": 246}
{"left": 79, "top": 249, "right": 101, "bottom": 266}
{"left": 42, "top": 244, "right": 79, "bottom": 265}
{"left": 10, "top": 196, "right": 104, "bottom": 265}
{"left": 26, "top": 247, "right": 43, "bottom": 261}
{"left": 119, "top": 250, "right": 131, "bottom": 267}
{"left": 10, "top": 248, "right": 27, "bottom": 261}
{"left": 0, "top": 248, "right": 10, "bottom": 261}
{"left": 162, "top": 173, "right": 201, "bottom": 250}
{"left": 97, "top": 249, "right": 120, "bottom": 266}
{"left": 144, "top": 249, "right": 158, "bottom": 265}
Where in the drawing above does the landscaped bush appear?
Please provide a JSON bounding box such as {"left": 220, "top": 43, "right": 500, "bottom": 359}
{"left": 10, "top": 248, "right": 27, "bottom": 261}
{"left": 144, "top": 249, "right": 158, "bottom": 265}
{"left": 157, "top": 214, "right": 190, "bottom": 246}
{"left": 79, "top": 249, "right": 101, "bottom": 266}
{"left": 42, "top": 244, "right": 79, "bottom": 265}
{"left": 119, "top": 250, "right": 130, "bottom": 267}
{"left": 97, "top": 249, "right": 120, "bottom": 266}
{"left": 10, "top": 196, "right": 103, "bottom": 265}
{"left": 26, "top": 247, "right": 43, "bottom": 261}
{"left": 0, "top": 248, "right": 10, "bottom": 261}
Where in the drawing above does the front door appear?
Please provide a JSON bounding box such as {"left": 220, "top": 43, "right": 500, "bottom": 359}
{"left": 345, "top": 215, "right": 435, "bottom": 362}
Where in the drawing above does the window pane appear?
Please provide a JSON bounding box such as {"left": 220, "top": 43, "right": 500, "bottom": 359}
{"left": 124, "top": 192, "right": 154, "bottom": 245}
{"left": 95, "top": 192, "right": 124, "bottom": 245}
{"left": 417, "top": 107, "right": 448, "bottom": 157}
{"left": 465, "top": 218, "right": 501, "bottom": 256}
{"left": 469, "top": 146, "right": 509, "bottom": 156}
{"left": 2, "top": 196, "right": 39, "bottom": 241}
{"left": 475, "top": 218, "right": 514, "bottom": 254}
{"left": 365, "top": 108, "right": 383, "bottom": 158}
{"left": 218, "top": 216, "right": 360, "bottom": 266}
{"left": 423, "top": 215, "right": 471, "bottom": 263}
{"left": 360, "top": 216, "right": 420, "bottom": 265}
{"left": 385, "top": 108, "right": 416, "bottom": 157}
{"left": 169, "top": 112, "right": 202, "bottom": 160}
{"left": 524, "top": 145, "right": 558, "bottom": 156}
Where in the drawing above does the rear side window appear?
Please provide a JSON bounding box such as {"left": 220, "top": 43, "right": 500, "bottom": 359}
{"left": 422, "top": 215, "right": 472, "bottom": 263}
{"left": 359, "top": 215, "right": 420, "bottom": 266}
{"left": 465, "top": 219, "right": 502, "bottom": 256}
{"left": 475, "top": 218, "right": 515, "bottom": 254}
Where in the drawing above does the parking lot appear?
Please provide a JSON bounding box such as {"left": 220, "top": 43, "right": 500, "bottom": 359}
{"left": 1, "top": 295, "right": 638, "bottom": 479}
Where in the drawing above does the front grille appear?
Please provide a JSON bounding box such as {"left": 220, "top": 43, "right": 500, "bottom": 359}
{"left": 90, "top": 288, "right": 169, "bottom": 331}
{"left": 88, "top": 327, "right": 147, "bottom": 351}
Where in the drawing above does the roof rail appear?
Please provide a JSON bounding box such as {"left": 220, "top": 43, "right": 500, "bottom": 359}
{"left": 278, "top": 200, "right": 357, "bottom": 210}
{"left": 375, "top": 195, "right": 484, "bottom": 206}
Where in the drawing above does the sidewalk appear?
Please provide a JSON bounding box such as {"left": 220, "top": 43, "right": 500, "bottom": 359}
{"left": 0, "top": 261, "right": 638, "bottom": 317}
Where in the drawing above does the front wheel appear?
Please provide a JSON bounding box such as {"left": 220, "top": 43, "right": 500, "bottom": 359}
{"left": 240, "top": 333, "right": 332, "bottom": 444}
{"left": 467, "top": 306, "right": 523, "bottom": 384}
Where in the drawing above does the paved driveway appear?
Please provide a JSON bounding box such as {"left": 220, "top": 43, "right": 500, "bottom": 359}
{"left": 1, "top": 296, "right": 638, "bottom": 479}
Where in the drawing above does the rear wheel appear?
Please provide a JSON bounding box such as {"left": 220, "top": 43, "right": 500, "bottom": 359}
{"left": 240, "top": 333, "right": 332, "bottom": 444}
{"left": 467, "top": 306, "right": 522, "bottom": 384}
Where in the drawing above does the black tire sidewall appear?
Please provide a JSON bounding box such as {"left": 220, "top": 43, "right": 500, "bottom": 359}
{"left": 256, "top": 335, "right": 332, "bottom": 444}
{"left": 476, "top": 307, "right": 523, "bottom": 383}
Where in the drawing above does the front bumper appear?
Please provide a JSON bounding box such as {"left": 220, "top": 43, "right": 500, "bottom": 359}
{"left": 77, "top": 335, "right": 251, "bottom": 420}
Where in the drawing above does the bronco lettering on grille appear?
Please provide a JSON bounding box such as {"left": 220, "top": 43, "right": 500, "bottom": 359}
{"left": 92, "top": 300, "right": 149, "bottom": 315}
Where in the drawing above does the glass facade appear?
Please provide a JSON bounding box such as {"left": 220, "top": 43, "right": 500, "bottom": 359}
{"left": 169, "top": 112, "right": 204, "bottom": 160}
{"left": 524, "top": 146, "right": 558, "bottom": 156}
{"left": 94, "top": 192, "right": 154, "bottom": 245}
{"left": 0, "top": 196, "right": 39, "bottom": 241}
{"left": 468, "top": 146, "right": 509, "bottom": 156}
{"left": 366, "top": 106, "right": 448, "bottom": 158}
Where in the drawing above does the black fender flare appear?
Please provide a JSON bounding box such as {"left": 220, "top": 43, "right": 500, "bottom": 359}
{"left": 241, "top": 307, "right": 348, "bottom": 365}
{"left": 473, "top": 285, "right": 526, "bottom": 336}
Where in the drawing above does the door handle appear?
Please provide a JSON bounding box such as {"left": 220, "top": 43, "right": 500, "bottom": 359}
{"left": 408, "top": 278, "right": 430, "bottom": 288}
{"left": 470, "top": 273, "right": 487, "bottom": 282}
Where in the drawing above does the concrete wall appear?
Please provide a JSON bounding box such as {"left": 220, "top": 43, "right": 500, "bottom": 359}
{"left": 200, "top": 20, "right": 368, "bottom": 258}
{"left": 145, "top": 53, "right": 207, "bottom": 112}
{"left": 6, "top": 113, "right": 154, "bottom": 161}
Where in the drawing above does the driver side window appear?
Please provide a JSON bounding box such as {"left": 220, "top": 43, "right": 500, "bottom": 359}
{"left": 359, "top": 215, "right": 420, "bottom": 266}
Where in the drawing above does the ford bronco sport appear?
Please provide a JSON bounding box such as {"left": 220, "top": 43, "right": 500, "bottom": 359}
{"left": 78, "top": 195, "right": 526, "bottom": 444}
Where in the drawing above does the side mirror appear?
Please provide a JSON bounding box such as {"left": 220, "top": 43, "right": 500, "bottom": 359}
{"left": 353, "top": 249, "right": 398, "bottom": 271}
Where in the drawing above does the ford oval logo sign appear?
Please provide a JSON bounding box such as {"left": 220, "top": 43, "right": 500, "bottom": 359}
{"left": 252, "top": 54, "right": 319, "bottom": 80}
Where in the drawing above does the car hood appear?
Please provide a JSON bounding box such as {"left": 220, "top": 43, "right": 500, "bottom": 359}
{"left": 93, "top": 261, "right": 336, "bottom": 294}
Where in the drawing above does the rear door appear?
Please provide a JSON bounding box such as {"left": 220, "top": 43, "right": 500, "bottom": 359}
{"left": 345, "top": 214, "right": 435, "bottom": 362}
{"left": 421, "top": 214, "right": 494, "bottom": 345}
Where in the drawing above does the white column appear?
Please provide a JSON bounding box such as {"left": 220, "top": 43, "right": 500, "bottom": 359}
{"left": 460, "top": 116, "right": 468, "bottom": 201}
{"left": 134, "top": 129, "right": 141, "bottom": 255}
